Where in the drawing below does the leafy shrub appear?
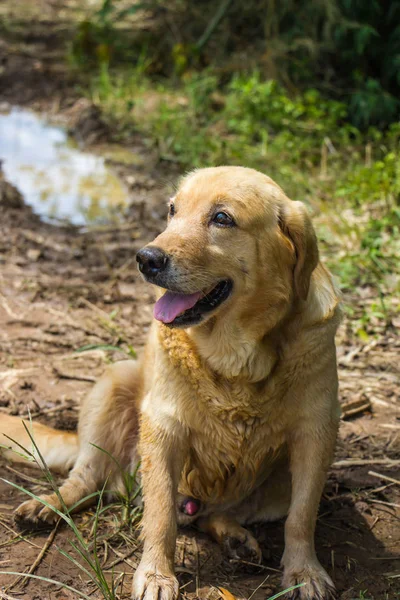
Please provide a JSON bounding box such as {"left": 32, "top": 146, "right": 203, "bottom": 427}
{"left": 72, "top": 0, "right": 400, "bottom": 128}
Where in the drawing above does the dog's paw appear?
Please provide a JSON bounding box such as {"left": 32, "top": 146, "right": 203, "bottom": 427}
{"left": 223, "top": 529, "right": 262, "bottom": 564}
{"left": 15, "top": 494, "right": 62, "bottom": 528}
{"left": 282, "top": 563, "right": 336, "bottom": 600}
{"left": 132, "top": 564, "right": 179, "bottom": 600}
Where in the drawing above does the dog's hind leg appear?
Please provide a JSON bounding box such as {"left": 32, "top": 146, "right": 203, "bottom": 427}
{"left": 14, "top": 360, "right": 142, "bottom": 526}
{"left": 197, "top": 513, "right": 262, "bottom": 564}
{"left": 196, "top": 459, "right": 291, "bottom": 565}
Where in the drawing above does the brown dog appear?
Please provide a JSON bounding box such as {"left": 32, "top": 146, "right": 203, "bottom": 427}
{"left": 1, "top": 167, "right": 341, "bottom": 599}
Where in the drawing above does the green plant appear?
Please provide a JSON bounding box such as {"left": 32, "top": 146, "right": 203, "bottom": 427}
{"left": 91, "top": 443, "right": 142, "bottom": 525}
{"left": 72, "top": 1, "right": 400, "bottom": 127}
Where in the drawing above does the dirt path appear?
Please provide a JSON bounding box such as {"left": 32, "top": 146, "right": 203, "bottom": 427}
{"left": 0, "top": 2, "right": 399, "bottom": 599}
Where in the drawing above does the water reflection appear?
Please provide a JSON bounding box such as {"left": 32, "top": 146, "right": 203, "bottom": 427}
{"left": 0, "top": 108, "right": 128, "bottom": 225}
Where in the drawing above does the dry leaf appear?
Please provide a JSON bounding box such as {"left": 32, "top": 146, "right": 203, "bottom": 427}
{"left": 218, "top": 587, "right": 238, "bottom": 600}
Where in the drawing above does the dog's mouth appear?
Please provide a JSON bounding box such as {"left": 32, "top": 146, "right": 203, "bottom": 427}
{"left": 154, "top": 279, "right": 233, "bottom": 327}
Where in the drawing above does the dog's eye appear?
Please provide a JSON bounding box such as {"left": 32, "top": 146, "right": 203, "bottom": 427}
{"left": 169, "top": 203, "right": 175, "bottom": 217}
{"left": 212, "top": 212, "right": 235, "bottom": 227}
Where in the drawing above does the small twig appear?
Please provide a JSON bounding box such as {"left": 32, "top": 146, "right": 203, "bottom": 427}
{"left": 0, "top": 519, "right": 41, "bottom": 549}
{"left": 367, "top": 482, "right": 396, "bottom": 495}
{"left": 107, "top": 545, "right": 138, "bottom": 570}
{"left": 118, "top": 569, "right": 125, "bottom": 597}
{"left": 369, "top": 516, "right": 380, "bottom": 531}
{"left": 368, "top": 499, "right": 400, "bottom": 509}
{"left": 0, "top": 590, "right": 22, "bottom": 600}
{"left": 368, "top": 471, "right": 400, "bottom": 486}
{"left": 248, "top": 574, "right": 270, "bottom": 600}
{"left": 179, "top": 578, "right": 194, "bottom": 591}
{"left": 7, "top": 519, "right": 60, "bottom": 590}
{"left": 332, "top": 459, "right": 400, "bottom": 468}
{"left": 79, "top": 296, "right": 112, "bottom": 320}
{"left": 101, "top": 539, "right": 109, "bottom": 567}
{"left": 387, "top": 433, "right": 399, "bottom": 450}
{"left": 5, "top": 465, "right": 51, "bottom": 487}
{"left": 0, "top": 531, "right": 28, "bottom": 548}
{"left": 52, "top": 366, "right": 96, "bottom": 383}
{"left": 178, "top": 536, "right": 186, "bottom": 568}
{"left": 193, "top": 537, "right": 200, "bottom": 597}
{"left": 0, "top": 293, "right": 22, "bottom": 319}
{"left": 341, "top": 398, "right": 371, "bottom": 419}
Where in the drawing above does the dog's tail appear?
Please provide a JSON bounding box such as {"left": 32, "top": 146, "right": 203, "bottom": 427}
{"left": 0, "top": 413, "right": 79, "bottom": 475}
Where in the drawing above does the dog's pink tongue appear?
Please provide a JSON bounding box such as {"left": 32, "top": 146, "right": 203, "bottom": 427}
{"left": 154, "top": 290, "right": 202, "bottom": 323}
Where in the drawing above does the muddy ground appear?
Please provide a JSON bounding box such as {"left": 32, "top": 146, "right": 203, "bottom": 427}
{"left": 0, "top": 1, "right": 400, "bottom": 599}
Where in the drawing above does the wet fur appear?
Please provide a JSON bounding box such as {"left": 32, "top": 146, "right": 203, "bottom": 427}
{"left": 1, "top": 167, "right": 341, "bottom": 600}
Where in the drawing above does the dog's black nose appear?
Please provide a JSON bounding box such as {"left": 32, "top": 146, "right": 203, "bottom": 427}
{"left": 136, "top": 246, "right": 169, "bottom": 277}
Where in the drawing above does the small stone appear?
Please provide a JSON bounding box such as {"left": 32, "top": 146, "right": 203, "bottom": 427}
{"left": 27, "top": 248, "right": 41, "bottom": 261}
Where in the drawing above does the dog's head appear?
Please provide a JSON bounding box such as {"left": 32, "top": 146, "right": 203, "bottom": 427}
{"left": 137, "top": 167, "right": 318, "bottom": 331}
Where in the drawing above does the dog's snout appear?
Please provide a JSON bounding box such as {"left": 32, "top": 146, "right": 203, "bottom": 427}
{"left": 136, "top": 246, "right": 169, "bottom": 277}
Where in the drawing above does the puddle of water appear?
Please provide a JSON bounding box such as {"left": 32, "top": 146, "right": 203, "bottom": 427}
{"left": 0, "top": 107, "right": 129, "bottom": 226}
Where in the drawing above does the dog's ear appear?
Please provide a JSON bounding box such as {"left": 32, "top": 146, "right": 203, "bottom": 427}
{"left": 278, "top": 201, "right": 319, "bottom": 301}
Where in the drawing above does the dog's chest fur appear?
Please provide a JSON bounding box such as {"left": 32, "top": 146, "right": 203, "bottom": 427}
{"left": 158, "top": 326, "right": 290, "bottom": 505}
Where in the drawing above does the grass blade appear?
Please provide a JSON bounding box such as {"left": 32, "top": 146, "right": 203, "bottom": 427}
{"left": 267, "top": 584, "right": 305, "bottom": 599}
{"left": 57, "top": 546, "right": 96, "bottom": 582}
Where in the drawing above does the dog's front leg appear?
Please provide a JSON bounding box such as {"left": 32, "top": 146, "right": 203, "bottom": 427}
{"left": 282, "top": 410, "right": 338, "bottom": 599}
{"left": 132, "top": 413, "right": 187, "bottom": 600}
